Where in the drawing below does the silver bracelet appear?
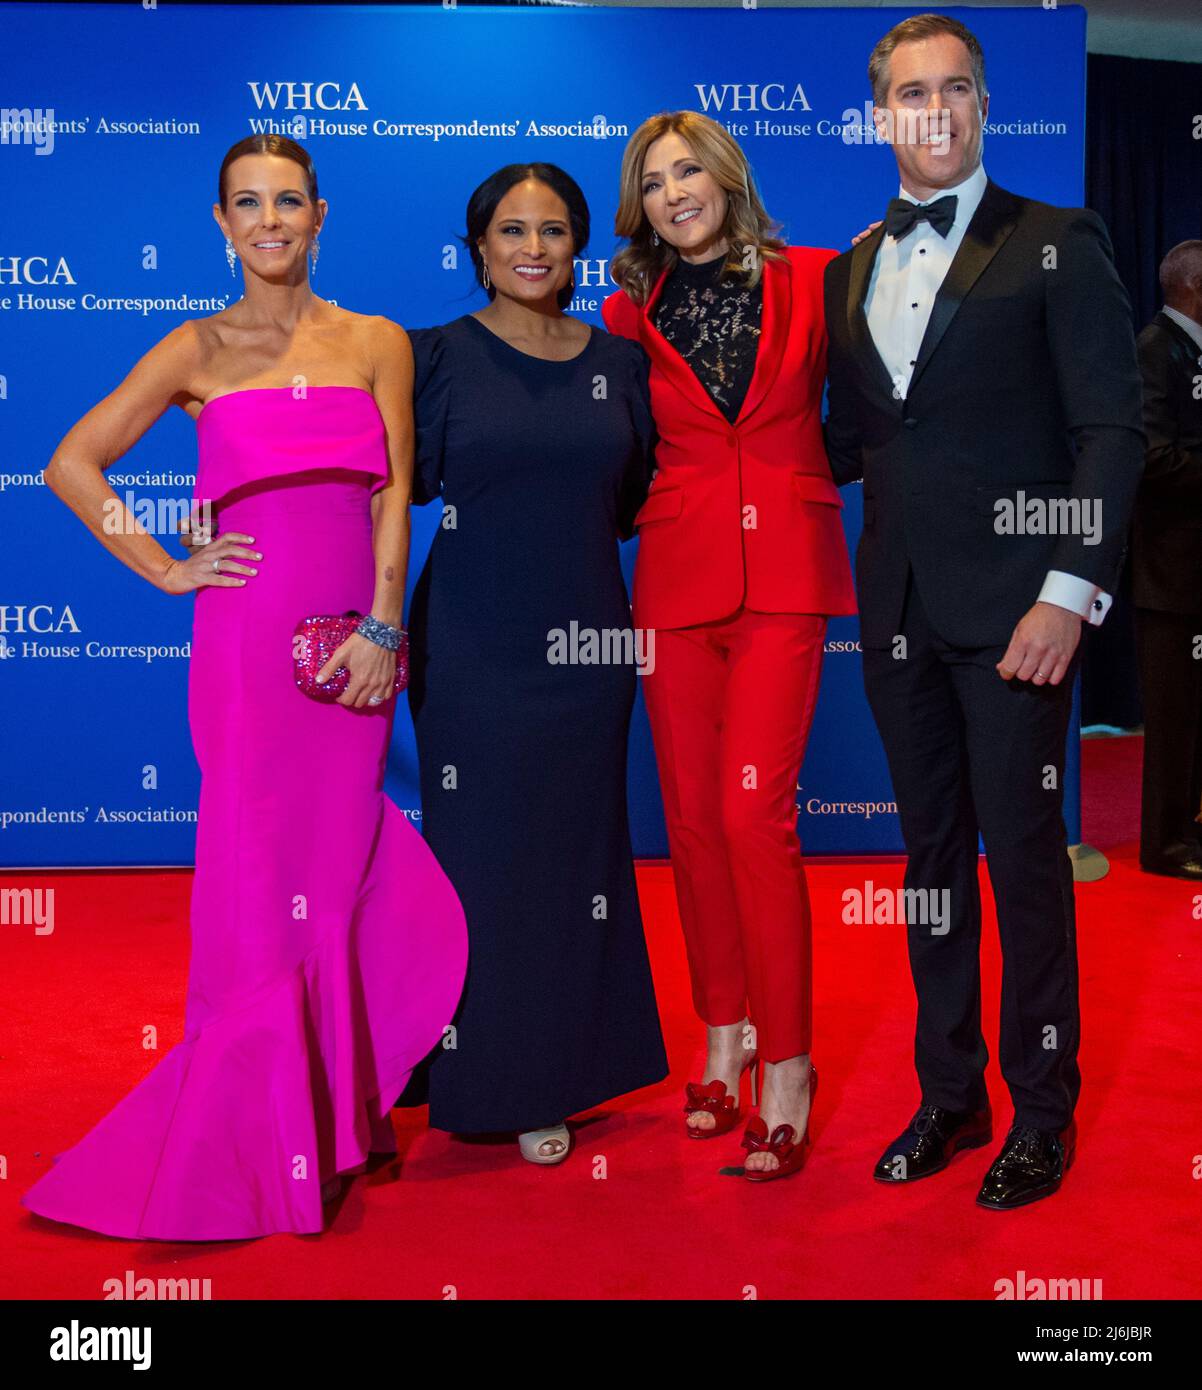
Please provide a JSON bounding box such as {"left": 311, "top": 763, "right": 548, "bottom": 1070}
{"left": 356, "top": 613, "right": 405, "bottom": 651}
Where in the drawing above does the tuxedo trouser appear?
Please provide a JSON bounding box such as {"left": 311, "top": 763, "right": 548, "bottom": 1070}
{"left": 860, "top": 578, "right": 1082, "bottom": 1131}
{"left": 1135, "top": 606, "right": 1202, "bottom": 863}
{"left": 640, "top": 606, "right": 827, "bottom": 1062}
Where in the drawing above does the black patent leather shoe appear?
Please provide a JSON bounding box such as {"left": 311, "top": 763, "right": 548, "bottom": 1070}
{"left": 873, "top": 1103, "right": 993, "bottom": 1183}
{"left": 1140, "top": 842, "right": 1202, "bottom": 880}
{"left": 976, "top": 1120, "right": 1076, "bottom": 1210}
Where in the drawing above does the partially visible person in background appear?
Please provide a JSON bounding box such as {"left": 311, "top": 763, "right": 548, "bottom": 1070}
{"left": 1133, "top": 240, "right": 1202, "bottom": 881}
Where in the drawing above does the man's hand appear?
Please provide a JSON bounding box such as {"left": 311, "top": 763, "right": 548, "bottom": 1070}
{"left": 996, "top": 601, "right": 1082, "bottom": 685}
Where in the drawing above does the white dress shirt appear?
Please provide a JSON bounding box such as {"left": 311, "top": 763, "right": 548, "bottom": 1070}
{"left": 864, "top": 162, "right": 1109, "bottom": 627}
{"left": 1162, "top": 304, "right": 1202, "bottom": 357}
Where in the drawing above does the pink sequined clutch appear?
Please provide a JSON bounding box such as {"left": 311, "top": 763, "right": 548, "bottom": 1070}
{"left": 292, "top": 611, "right": 409, "bottom": 702}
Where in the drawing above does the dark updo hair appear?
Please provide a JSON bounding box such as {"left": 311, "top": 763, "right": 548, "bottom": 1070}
{"left": 463, "top": 162, "right": 589, "bottom": 310}
{"left": 218, "top": 134, "right": 319, "bottom": 210}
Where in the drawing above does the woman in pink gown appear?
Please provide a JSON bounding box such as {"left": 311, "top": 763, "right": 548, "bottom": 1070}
{"left": 21, "top": 134, "right": 467, "bottom": 1240}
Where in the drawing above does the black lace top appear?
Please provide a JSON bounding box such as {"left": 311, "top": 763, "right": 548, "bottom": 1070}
{"left": 653, "top": 250, "right": 763, "bottom": 423}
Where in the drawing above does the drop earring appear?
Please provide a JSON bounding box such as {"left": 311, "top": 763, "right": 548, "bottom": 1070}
{"left": 309, "top": 236, "right": 320, "bottom": 279}
{"left": 225, "top": 237, "right": 237, "bottom": 276}
{"left": 651, "top": 230, "right": 660, "bottom": 247}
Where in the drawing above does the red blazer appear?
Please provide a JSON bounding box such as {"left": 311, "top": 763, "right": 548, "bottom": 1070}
{"left": 602, "top": 245, "right": 856, "bottom": 631}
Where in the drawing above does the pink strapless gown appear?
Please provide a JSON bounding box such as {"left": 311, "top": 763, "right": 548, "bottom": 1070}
{"left": 22, "top": 385, "right": 468, "bottom": 1241}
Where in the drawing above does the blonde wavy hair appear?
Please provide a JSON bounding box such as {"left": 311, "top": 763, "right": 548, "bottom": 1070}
{"left": 610, "top": 111, "right": 787, "bottom": 307}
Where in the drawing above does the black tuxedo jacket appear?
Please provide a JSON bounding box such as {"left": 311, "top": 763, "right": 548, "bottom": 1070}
{"left": 823, "top": 179, "right": 1145, "bottom": 649}
{"left": 1132, "top": 311, "right": 1202, "bottom": 615}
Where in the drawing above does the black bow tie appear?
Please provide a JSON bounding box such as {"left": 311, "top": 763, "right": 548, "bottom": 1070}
{"left": 885, "top": 194, "right": 958, "bottom": 241}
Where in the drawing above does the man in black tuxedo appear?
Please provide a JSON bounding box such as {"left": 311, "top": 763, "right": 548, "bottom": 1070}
{"left": 823, "top": 13, "right": 1144, "bottom": 1209}
{"left": 1133, "top": 242, "right": 1202, "bottom": 881}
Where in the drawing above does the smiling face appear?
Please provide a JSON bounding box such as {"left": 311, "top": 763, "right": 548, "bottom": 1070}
{"left": 874, "top": 33, "right": 988, "bottom": 198}
{"left": 215, "top": 153, "right": 325, "bottom": 282}
{"left": 476, "top": 178, "right": 576, "bottom": 306}
{"left": 640, "top": 131, "right": 730, "bottom": 262}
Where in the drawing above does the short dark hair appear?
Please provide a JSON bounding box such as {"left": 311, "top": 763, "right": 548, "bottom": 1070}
{"left": 218, "top": 134, "right": 318, "bottom": 210}
{"left": 463, "top": 163, "right": 589, "bottom": 310}
{"left": 868, "top": 12, "right": 988, "bottom": 110}
{"left": 1160, "top": 240, "right": 1202, "bottom": 301}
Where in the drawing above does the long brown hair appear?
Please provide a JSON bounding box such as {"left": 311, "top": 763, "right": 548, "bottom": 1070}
{"left": 610, "top": 111, "right": 786, "bottom": 307}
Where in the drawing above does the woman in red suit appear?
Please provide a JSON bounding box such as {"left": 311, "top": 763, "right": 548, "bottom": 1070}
{"left": 602, "top": 111, "right": 856, "bottom": 1180}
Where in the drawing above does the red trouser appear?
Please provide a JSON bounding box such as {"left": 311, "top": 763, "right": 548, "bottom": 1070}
{"left": 641, "top": 607, "right": 827, "bottom": 1062}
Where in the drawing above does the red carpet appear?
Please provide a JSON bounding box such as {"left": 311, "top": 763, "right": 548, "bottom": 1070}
{"left": 2, "top": 733, "right": 1198, "bottom": 1299}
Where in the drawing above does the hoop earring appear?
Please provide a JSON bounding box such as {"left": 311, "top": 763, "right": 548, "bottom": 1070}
{"left": 482, "top": 260, "right": 491, "bottom": 290}
{"left": 309, "top": 236, "right": 320, "bottom": 279}
{"left": 225, "top": 237, "right": 237, "bottom": 277}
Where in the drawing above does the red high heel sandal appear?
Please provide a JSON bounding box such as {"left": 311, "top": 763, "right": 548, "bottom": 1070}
{"left": 740, "top": 1064, "right": 818, "bottom": 1181}
{"left": 683, "top": 1054, "right": 762, "bottom": 1139}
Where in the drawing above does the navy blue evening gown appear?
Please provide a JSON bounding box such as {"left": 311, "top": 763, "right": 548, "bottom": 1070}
{"left": 402, "top": 313, "right": 669, "bottom": 1134}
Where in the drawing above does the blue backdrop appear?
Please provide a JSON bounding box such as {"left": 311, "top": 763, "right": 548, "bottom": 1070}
{"left": 0, "top": 3, "right": 1088, "bottom": 867}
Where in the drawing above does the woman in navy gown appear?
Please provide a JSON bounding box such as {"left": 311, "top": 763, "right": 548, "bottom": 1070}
{"left": 402, "top": 163, "right": 668, "bottom": 1162}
